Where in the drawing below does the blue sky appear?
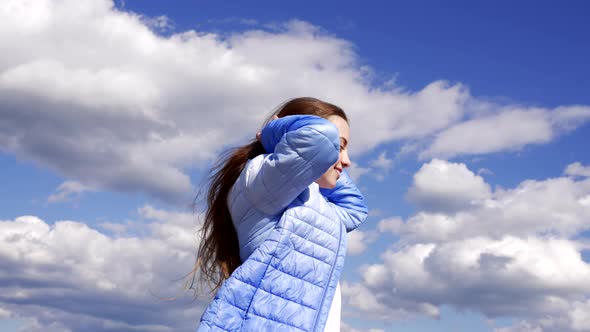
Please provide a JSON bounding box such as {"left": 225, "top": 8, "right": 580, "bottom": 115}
{"left": 120, "top": 0, "right": 590, "bottom": 105}
{"left": 1, "top": 1, "right": 590, "bottom": 331}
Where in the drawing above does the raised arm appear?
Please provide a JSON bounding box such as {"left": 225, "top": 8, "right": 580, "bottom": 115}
{"left": 320, "top": 170, "right": 368, "bottom": 232}
{"left": 243, "top": 115, "right": 340, "bottom": 215}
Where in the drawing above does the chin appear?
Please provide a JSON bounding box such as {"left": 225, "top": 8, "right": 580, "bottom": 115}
{"left": 318, "top": 179, "right": 337, "bottom": 189}
{"left": 324, "top": 183, "right": 337, "bottom": 189}
{"left": 316, "top": 172, "right": 338, "bottom": 189}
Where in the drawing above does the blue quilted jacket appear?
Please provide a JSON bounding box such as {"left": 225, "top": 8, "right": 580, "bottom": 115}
{"left": 196, "top": 115, "right": 368, "bottom": 331}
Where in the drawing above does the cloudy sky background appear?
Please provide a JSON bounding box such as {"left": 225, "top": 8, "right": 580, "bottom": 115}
{"left": 1, "top": 0, "right": 590, "bottom": 331}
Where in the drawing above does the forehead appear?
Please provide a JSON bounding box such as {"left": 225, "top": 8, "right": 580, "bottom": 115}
{"left": 326, "top": 115, "right": 350, "bottom": 139}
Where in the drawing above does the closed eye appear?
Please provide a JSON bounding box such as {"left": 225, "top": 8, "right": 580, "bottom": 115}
{"left": 340, "top": 137, "right": 348, "bottom": 150}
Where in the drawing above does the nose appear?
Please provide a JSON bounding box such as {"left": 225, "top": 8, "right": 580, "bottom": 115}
{"left": 340, "top": 150, "right": 351, "bottom": 168}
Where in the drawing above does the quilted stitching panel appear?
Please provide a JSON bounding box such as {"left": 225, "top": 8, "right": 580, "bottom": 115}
{"left": 223, "top": 284, "right": 254, "bottom": 314}
{"left": 259, "top": 265, "right": 323, "bottom": 309}
{"left": 286, "top": 206, "right": 340, "bottom": 240}
{"left": 242, "top": 311, "right": 307, "bottom": 332}
{"left": 232, "top": 258, "right": 271, "bottom": 285}
{"left": 281, "top": 217, "right": 337, "bottom": 259}
{"left": 272, "top": 244, "right": 332, "bottom": 288}
{"left": 286, "top": 230, "right": 336, "bottom": 262}
{"left": 210, "top": 300, "right": 246, "bottom": 331}
{"left": 249, "top": 288, "right": 315, "bottom": 331}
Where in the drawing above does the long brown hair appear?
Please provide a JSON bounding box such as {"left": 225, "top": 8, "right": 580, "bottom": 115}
{"left": 189, "top": 97, "right": 348, "bottom": 294}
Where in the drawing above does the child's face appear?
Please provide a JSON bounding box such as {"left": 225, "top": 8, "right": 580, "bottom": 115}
{"left": 316, "top": 115, "right": 350, "bottom": 189}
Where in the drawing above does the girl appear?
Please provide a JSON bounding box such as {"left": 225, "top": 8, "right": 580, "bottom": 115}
{"left": 194, "top": 97, "right": 368, "bottom": 331}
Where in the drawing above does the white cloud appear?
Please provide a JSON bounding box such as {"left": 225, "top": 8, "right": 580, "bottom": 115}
{"left": 492, "top": 300, "right": 590, "bottom": 332}
{"left": 369, "top": 151, "right": 394, "bottom": 181}
{"left": 340, "top": 281, "right": 392, "bottom": 318}
{"left": 344, "top": 161, "right": 590, "bottom": 332}
{"left": 421, "top": 107, "right": 590, "bottom": 160}
{"left": 370, "top": 151, "right": 393, "bottom": 170}
{"left": 377, "top": 216, "right": 403, "bottom": 234}
{"left": 494, "top": 321, "right": 543, "bottom": 332}
{"left": 406, "top": 159, "right": 492, "bottom": 213}
{"left": 0, "top": 207, "right": 206, "bottom": 332}
{"left": 394, "top": 161, "right": 590, "bottom": 242}
{"left": 565, "top": 162, "right": 590, "bottom": 178}
{"left": 341, "top": 321, "right": 385, "bottom": 332}
{"left": 347, "top": 151, "right": 394, "bottom": 182}
{"left": 47, "top": 180, "right": 94, "bottom": 204}
{"left": 1, "top": 0, "right": 588, "bottom": 204}
{"left": 347, "top": 230, "right": 378, "bottom": 255}
{"left": 550, "top": 105, "right": 590, "bottom": 133}
{"left": 477, "top": 167, "right": 494, "bottom": 176}
{"left": 347, "top": 237, "right": 590, "bottom": 325}
{"left": 206, "top": 17, "right": 259, "bottom": 27}
{"left": 569, "top": 300, "right": 590, "bottom": 332}
{"left": 141, "top": 15, "right": 174, "bottom": 33}
{"left": 0, "top": 306, "right": 11, "bottom": 318}
{"left": 347, "top": 163, "right": 371, "bottom": 182}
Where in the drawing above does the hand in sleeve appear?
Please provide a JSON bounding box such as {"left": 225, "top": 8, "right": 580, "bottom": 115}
{"left": 320, "top": 170, "right": 368, "bottom": 232}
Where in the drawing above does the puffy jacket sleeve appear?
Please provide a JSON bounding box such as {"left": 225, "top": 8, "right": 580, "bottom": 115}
{"left": 320, "top": 170, "right": 368, "bottom": 232}
{"left": 244, "top": 115, "right": 340, "bottom": 215}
